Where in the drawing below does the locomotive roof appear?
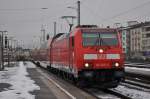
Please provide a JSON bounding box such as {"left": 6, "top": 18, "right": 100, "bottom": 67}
{"left": 51, "top": 33, "right": 69, "bottom": 42}
{"left": 69, "top": 27, "right": 117, "bottom": 36}
{"left": 75, "top": 25, "right": 116, "bottom": 32}
{"left": 80, "top": 28, "right": 117, "bottom": 33}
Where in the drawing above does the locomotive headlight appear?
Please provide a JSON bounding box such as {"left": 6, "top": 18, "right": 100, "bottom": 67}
{"left": 115, "top": 62, "right": 119, "bottom": 67}
{"left": 85, "top": 63, "right": 89, "bottom": 68}
{"left": 99, "top": 49, "right": 104, "bottom": 53}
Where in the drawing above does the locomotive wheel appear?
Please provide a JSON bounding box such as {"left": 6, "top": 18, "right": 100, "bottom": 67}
{"left": 66, "top": 73, "right": 69, "bottom": 80}
{"left": 70, "top": 75, "right": 77, "bottom": 84}
{"left": 47, "top": 66, "right": 51, "bottom": 71}
{"left": 62, "top": 72, "right": 66, "bottom": 79}
{"left": 57, "top": 70, "right": 61, "bottom": 76}
{"left": 36, "top": 62, "right": 40, "bottom": 66}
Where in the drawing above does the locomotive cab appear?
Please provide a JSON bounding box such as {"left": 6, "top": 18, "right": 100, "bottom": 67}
{"left": 71, "top": 27, "right": 125, "bottom": 88}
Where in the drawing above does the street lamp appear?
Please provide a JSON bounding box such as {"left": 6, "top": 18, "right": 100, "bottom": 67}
{"left": 61, "top": 15, "right": 76, "bottom": 32}
{"left": 67, "top": 6, "right": 76, "bottom": 10}
{"left": 41, "top": 8, "right": 48, "bottom": 10}
{"left": 67, "top": 0, "right": 80, "bottom": 26}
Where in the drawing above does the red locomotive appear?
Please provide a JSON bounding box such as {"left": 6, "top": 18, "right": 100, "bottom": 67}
{"left": 48, "top": 25, "right": 125, "bottom": 88}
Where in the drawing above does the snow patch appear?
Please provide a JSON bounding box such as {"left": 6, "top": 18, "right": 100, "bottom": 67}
{"left": 25, "top": 62, "right": 36, "bottom": 68}
{"left": 114, "top": 85, "right": 150, "bottom": 99}
{"left": 0, "top": 62, "right": 40, "bottom": 99}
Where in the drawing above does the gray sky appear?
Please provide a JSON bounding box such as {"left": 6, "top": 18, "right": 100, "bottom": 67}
{"left": 0, "top": 0, "right": 150, "bottom": 48}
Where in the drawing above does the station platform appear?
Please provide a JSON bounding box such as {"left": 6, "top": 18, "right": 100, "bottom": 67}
{"left": 0, "top": 62, "right": 71, "bottom": 99}
{"left": 27, "top": 66, "right": 57, "bottom": 99}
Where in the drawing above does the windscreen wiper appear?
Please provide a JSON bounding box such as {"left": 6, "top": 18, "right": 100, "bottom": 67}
{"left": 90, "top": 37, "right": 99, "bottom": 49}
{"left": 99, "top": 34, "right": 111, "bottom": 49}
{"left": 91, "top": 33, "right": 111, "bottom": 49}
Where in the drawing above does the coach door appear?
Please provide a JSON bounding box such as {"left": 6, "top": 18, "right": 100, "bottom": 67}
{"left": 69, "top": 36, "right": 74, "bottom": 71}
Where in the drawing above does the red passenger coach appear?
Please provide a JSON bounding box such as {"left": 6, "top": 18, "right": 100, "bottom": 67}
{"left": 48, "top": 25, "right": 125, "bottom": 88}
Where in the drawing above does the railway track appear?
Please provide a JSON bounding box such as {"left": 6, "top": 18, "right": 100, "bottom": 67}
{"left": 123, "top": 79, "right": 150, "bottom": 90}
{"left": 125, "top": 62, "right": 150, "bottom": 69}
{"left": 85, "top": 87, "right": 132, "bottom": 99}
{"left": 125, "top": 64, "right": 150, "bottom": 83}
{"left": 102, "top": 89, "right": 132, "bottom": 99}
{"left": 32, "top": 61, "right": 136, "bottom": 99}
{"left": 125, "top": 72, "right": 150, "bottom": 83}
{"left": 125, "top": 64, "right": 150, "bottom": 69}
{"left": 126, "top": 76, "right": 150, "bottom": 84}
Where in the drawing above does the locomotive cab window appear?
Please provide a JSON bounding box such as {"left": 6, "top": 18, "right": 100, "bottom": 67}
{"left": 82, "top": 33, "right": 99, "bottom": 46}
{"left": 82, "top": 32, "right": 118, "bottom": 46}
{"left": 100, "top": 33, "right": 118, "bottom": 46}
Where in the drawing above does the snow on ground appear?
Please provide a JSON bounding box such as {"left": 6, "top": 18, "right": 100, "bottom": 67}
{"left": 125, "top": 63, "right": 149, "bottom": 66}
{"left": 25, "top": 62, "right": 36, "bottom": 68}
{"left": 0, "top": 62, "right": 40, "bottom": 99}
{"left": 38, "top": 61, "right": 49, "bottom": 68}
{"left": 125, "top": 67, "right": 150, "bottom": 76}
{"left": 114, "top": 85, "right": 150, "bottom": 99}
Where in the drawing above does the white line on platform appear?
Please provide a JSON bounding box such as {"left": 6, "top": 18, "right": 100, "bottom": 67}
{"left": 38, "top": 69, "right": 76, "bottom": 99}
{"left": 47, "top": 77, "right": 76, "bottom": 99}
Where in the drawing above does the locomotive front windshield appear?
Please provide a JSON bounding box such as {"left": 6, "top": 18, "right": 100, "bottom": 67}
{"left": 82, "top": 32, "right": 118, "bottom": 46}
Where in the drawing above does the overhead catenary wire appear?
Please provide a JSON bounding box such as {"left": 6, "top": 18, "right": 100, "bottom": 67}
{"left": 81, "top": 0, "right": 104, "bottom": 21}
{"left": 125, "top": 10, "right": 150, "bottom": 23}
{"left": 81, "top": 0, "right": 150, "bottom": 25}
{"left": 0, "top": 0, "right": 75, "bottom": 11}
{"left": 101, "top": 0, "right": 150, "bottom": 23}
{"left": 0, "top": 8, "right": 49, "bottom": 11}
{"left": 1, "top": 0, "right": 150, "bottom": 26}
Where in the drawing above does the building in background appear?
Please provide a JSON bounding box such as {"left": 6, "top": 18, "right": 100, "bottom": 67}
{"left": 141, "top": 22, "right": 150, "bottom": 57}
{"left": 119, "top": 21, "right": 150, "bottom": 59}
{"left": 129, "top": 22, "right": 150, "bottom": 56}
{"left": 119, "top": 27, "right": 131, "bottom": 57}
{"left": 129, "top": 23, "right": 143, "bottom": 55}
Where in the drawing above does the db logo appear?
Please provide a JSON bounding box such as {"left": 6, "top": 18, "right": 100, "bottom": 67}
{"left": 97, "top": 54, "right": 106, "bottom": 59}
